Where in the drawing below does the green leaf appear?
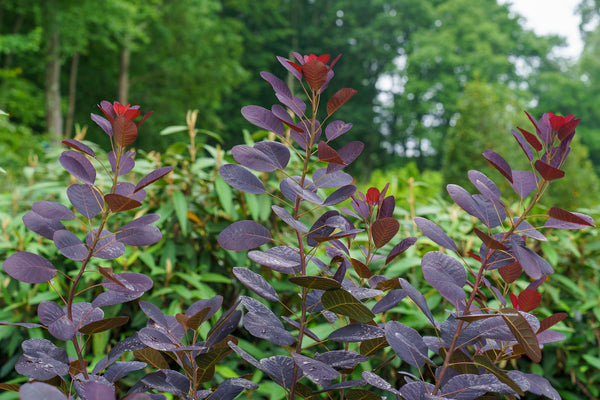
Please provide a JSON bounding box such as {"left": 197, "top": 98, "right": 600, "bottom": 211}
{"left": 500, "top": 307, "right": 541, "bottom": 362}
{"left": 289, "top": 276, "right": 342, "bottom": 290}
{"left": 215, "top": 176, "right": 234, "bottom": 216}
{"left": 160, "top": 125, "right": 188, "bottom": 135}
{"left": 172, "top": 190, "right": 189, "bottom": 236}
{"left": 321, "top": 289, "right": 375, "bottom": 323}
{"left": 582, "top": 354, "right": 600, "bottom": 370}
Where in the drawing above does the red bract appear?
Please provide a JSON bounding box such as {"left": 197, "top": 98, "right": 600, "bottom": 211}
{"left": 366, "top": 187, "right": 380, "bottom": 205}
{"left": 98, "top": 100, "right": 153, "bottom": 128}
{"left": 548, "top": 112, "right": 574, "bottom": 131}
{"left": 287, "top": 53, "right": 341, "bottom": 91}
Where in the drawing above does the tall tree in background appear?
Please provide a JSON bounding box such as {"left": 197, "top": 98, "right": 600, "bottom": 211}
{"left": 383, "top": 0, "right": 560, "bottom": 169}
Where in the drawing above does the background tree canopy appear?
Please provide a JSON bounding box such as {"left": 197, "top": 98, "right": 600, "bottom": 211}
{"left": 1, "top": 0, "right": 599, "bottom": 205}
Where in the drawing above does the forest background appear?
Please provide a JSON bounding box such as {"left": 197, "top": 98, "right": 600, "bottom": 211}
{"left": 1, "top": 0, "right": 600, "bottom": 399}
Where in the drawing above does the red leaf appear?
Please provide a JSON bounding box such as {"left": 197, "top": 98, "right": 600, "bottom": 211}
{"left": 350, "top": 258, "right": 372, "bottom": 279}
{"left": 473, "top": 227, "right": 507, "bottom": 250}
{"left": 499, "top": 261, "right": 522, "bottom": 284}
{"left": 517, "top": 288, "right": 542, "bottom": 312}
{"left": 548, "top": 206, "right": 595, "bottom": 227}
{"left": 483, "top": 150, "right": 513, "bottom": 183}
{"left": 524, "top": 110, "right": 542, "bottom": 137}
{"left": 104, "top": 193, "right": 142, "bottom": 212}
{"left": 327, "top": 88, "right": 357, "bottom": 116}
{"left": 509, "top": 293, "right": 519, "bottom": 309}
{"left": 557, "top": 118, "right": 580, "bottom": 141}
{"left": 318, "top": 141, "right": 345, "bottom": 164}
{"left": 517, "top": 127, "right": 543, "bottom": 151}
{"left": 372, "top": 217, "right": 399, "bottom": 248}
{"left": 537, "top": 312, "right": 568, "bottom": 333}
{"left": 302, "top": 60, "right": 328, "bottom": 91}
{"left": 534, "top": 160, "right": 565, "bottom": 181}
{"left": 111, "top": 115, "right": 138, "bottom": 148}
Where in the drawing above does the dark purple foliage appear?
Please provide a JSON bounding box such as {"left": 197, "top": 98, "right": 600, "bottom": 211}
{"left": 414, "top": 216, "right": 457, "bottom": 251}
{"left": 22, "top": 211, "right": 66, "bottom": 240}
{"left": 59, "top": 150, "right": 97, "bottom": 184}
{"left": 3, "top": 251, "right": 56, "bottom": 283}
{"left": 218, "top": 220, "right": 272, "bottom": 251}
{"left": 67, "top": 183, "right": 104, "bottom": 220}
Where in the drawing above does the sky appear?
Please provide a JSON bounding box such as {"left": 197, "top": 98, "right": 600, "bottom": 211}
{"left": 500, "top": 0, "right": 583, "bottom": 58}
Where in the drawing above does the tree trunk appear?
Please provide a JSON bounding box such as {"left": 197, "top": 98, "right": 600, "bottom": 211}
{"left": 65, "top": 51, "right": 80, "bottom": 139}
{"left": 44, "top": 0, "right": 63, "bottom": 139}
{"left": 118, "top": 45, "right": 130, "bottom": 105}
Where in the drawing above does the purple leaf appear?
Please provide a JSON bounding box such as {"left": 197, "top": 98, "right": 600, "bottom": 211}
{"left": 232, "top": 145, "right": 279, "bottom": 173}
{"left": 136, "top": 370, "right": 190, "bottom": 397}
{"left": 15, "top": 338, "right": 69, "bottom": 380}
{"left": 255, "top": 140, "right": 290, "bottom": 169}
{"left": 209, "top": 378, "right": 258, "bottom": 400}
{"left": 537, "top": 329, "right": 565, "bottom": 344}
{"left": 0, "top": 321, "right": 42, "bottom": 328}
{"left": 206, "top": 307, "right": 242, "bottom": 348}
{"left": 468, "top": 170, "right": 501, "bottom": 199}
{"left": 86, "top": 230, "right": 125, "bottom": 259}
{"left": 472, "top": 194, "right": 506, "bottom": 228}
{"left": 261, "top": 71, "right": 291, "bottom": 97}
{"left": 260, "top": 356, "right": 299, "bottom": 388}
{"left": 118, "top": 214, "right": 160, "bottom": 231}
{"left": 241, "top": 105, "right": 285, "bottom": 137}
{"left": 544, "top": 211, "right": 595, "bottom": 229}
{"left": 399, "top": 278, "right": 436, "bottom": 326}
{"left": 233, "top": 267, "right": 279, "bottom": 301}
{"left": 385, "top": 320, "right": 433, "bottom": 369}
{"left": 443, "top": 374, "right": 513, "bottom": 399}
{"left": 328, "top": 323, "right": 384, "bottom": 342}
{"left": 277, "top": 55, "right": 302, "bottom": 81}
{"left": 280, "top": 177, "right": 322, "bottom": 204}
{"left": 102, "top": 272, "right": 153, "bottom": 293}
{"left": 323, "top": 185, "right": 356, "bottom": 206}
{"left": 314, "top": 350, "right": 367, "bottom": 371}
{"left": 108, "top": 150, "right": 135, "bottom": 176}
{"left": 400, "top": 381, "right": 436, "bottom": 400}
{"left": 67, "top": 183, "right": 104, "bottom": 220}
{"left": 327, "top": 141, "right": 364, "bottom": 172}
{"left": 241, "top": 296, "right": 294, "bottom": 345}
{"left": 80, "top": 380, "right": 116, "bottom": 400}
{"left": 59, "top": 150, "right": 96, "bottom": 184}
{"left": 3, "top": 251, "right": 56, "bottom": 283}
{"left": 70, "top": 302, "right": 104, "bottom": 332}
{"left": 372, "top": 289, "right": 407, "bottom": 314}
{"left": 513, "top": 218, "right": 546, "bottom": 241}
{"left": 511, "top": 128, "right": 534, "bottom": 161}
{"left": 361, "top": 371, "right": 402, "bottom": 395}
{"left": 276, "top": 93, "right": 307, "bottom": 118}
{"left": 414, "top": 216, "right": 457, "bottom": 251}
{"left": 292, "top": 353, "right": 340, "bottom": 387}
{"left": 116, "top": 224, "right": 162, "bottom": 246}
{"left": 19, "top": 383, "right": 68, "bottom": 400}
{"left": 37, "top": 301, "right": 76, "bottom": 341}
{"left": 134, "top": 167, "right": 173, "bottom": 193}
{"left": 248, "top": 247, "right": 301, "bottom": 273}
{"left": 271, "top": 205, "right": 308, "bottom": 232}
{"left": 138, "top": 327, "right": 178, "bottom": 351}
{"left": 421, "top": 252, "right": 466, "bottom": 303}
{"left": 218, "top": 220, "right": 271, "bottom": 251}
{"left": 91, "top": 113, "right": 112, "bottom": 136}
{"left": 509, "top": 372, "right": 560, "bottom": 400}
{"left": 220, "top": 164, "right": 266, "bottom": 194}
{"left": 271, "top": 104, "right": 303, "bottom": 132}
{"left": 310, "top": 168, "right": 353, "bottom": 189}
{"left": 186, "top": 295, "right": 223, "bottom": 321}
{"left": 447, "top": 184, "right": 482, "bottom": 220}
{"left": 385, "top": 237, "right": 417, "bottom": 265}
{"left": 511, "top": 170, "right": 539, "bottom": 199}
{"left": 325, "top": 120, "right": 352, "bottom": 141}
{"left": 548, "top": 207, "right": 595, "bottom": 228}
{"left": 510, "top": 236, "right": 541, "bottom": 279}
{"left": 92, "top": 291, "right": 144, "bottom": 308}
{"left": 23, "top": 212, "right": 66, "bottom": 239}
{"left": 53, "top": 230, "right": 88, "bottom": 261}
{"left": 32, "top": 201, "right": 75, "bottom": 220}
{"left": 483, "top": 149, "right": 513, "bottom": 183}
